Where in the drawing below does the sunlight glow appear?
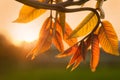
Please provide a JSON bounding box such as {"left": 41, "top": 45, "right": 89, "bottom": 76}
{"left": 10, "top": 24, "right": 40, "bottom": 46}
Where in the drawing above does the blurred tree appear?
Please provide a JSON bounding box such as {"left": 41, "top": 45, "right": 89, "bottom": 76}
{"left": 0, "top": 34, "right": 25, "bottom": 69}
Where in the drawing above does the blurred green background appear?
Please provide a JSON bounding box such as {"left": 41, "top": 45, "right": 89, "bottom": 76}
{"left": 0, "top": 34, "right": 120, "bottom": 80}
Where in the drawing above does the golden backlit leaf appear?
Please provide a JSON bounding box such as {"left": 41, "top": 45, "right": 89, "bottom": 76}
{"left": 98, "top": 21, "right": 119, "bottom": 56}
{"left": 14, "top": 1, "right": 46, "bottom": 23}
{"left": 63, "top": 23, "right": 77, "bottom": 46}
{"left": 27, "top": 17, "right": 52, "bottom": 59}
{"left": 52, "top": 31, "right": 64, "bottom": 52}
{"left": 69, "top": 12, "right": 98, "bottom": 38}
{"left": 90, "top": 34, "right": 100, "bottom": 72}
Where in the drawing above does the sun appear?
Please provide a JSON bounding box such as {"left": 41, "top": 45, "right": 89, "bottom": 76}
{"left": 10, "top": 23, "right": 40, "bottom": 46}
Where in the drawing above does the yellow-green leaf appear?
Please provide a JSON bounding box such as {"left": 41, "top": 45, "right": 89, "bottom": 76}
{"left": 98, "top": 20, "right": 119, "bottom": 56}
{"left": 14, "top": 4, "right": 46, "bottom": 23}
{"left": 69, "top": 12, "right": 98, "bottom": 38}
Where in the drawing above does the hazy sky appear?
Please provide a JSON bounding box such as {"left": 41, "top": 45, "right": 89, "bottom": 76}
{"left": 0, "top": 0, "right": 120, "bottom": 46}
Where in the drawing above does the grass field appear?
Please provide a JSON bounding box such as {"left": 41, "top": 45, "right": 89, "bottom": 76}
{"left": 0, "top": 64, "right": 120, "bottom": 80}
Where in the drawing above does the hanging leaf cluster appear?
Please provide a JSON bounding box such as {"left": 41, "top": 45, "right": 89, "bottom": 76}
{"left": 14, "top": 0, "right": 119, "bottom": 72}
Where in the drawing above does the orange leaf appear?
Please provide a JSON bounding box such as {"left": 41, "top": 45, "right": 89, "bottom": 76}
{"left": 55, "top": 20, "right": 77, "bottom": 46}
{"left": 56, "top": 44, "right": 78, "bottom": 58}
{"left": 55, "top": 21, "right": 63, "bottom": 37}
{"left": 98, "top": 20, "right": 119, "bottom": 56}
{"left": 67, "top": 41, "right": 89, "bottom": 71}
{"left": 90, "top": 34, "right": 100, "bottom": 72}
{"left": 66, "top": 44, "right": 84, "bottom": 70}
{"left": 71, "top": 56, "right": 83, "bottom": 71}
{"left": 52, "top": 31, "right": 64, "bottom": 52}
{"left": 80, "top": 41, "right": 88, "bottom": 61}
{"left": 27, "top": 17, "right": 52, "bottom": 59}
{"left": 59, "top": 12, "right": 66, "bottom": 35}
{"left": 85, "top": 36, "right": 92, "bottom": 49}
{"left": 64, "top": 23, "right": 77, "bottom": 46}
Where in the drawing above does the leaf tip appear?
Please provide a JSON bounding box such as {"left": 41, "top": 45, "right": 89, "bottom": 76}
{"left": 55, "top": 54, "right": 63, "bottom": 58}
{"left": 12, "top": 19, "right": 27, "bottom": 23}
{"left": 13, "top": 19, "right": 22, "bottom": 23}
{"left": 91, "top": 68, "right": 96, "bottom": 72}
{"left": 116, "top": 53, "right": 120, "bottom": 56}
{"left": 31, "top": 55, "right": 35, "bottom": 60}
{"left": 71, "top": 67, "right": 76, "bottom": 71}
{"left": 12, "top": 20, "right": 17, "bottom": 23}
{"left": 66, "top": 64, "right": 71, "bottom": 69}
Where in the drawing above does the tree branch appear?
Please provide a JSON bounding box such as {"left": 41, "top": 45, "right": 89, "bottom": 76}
{"left": 15, "top": 0, "right": 89, "bottom": 11}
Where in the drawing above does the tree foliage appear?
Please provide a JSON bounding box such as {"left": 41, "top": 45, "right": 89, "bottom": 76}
{"left": 14, "top": 0, "right": 119, "bottom": 72}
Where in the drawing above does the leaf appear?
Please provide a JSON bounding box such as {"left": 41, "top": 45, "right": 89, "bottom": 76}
{"left": 80, "top": 41, "right": 88, "bottom": 61}
{"left": 56, "top": 20, "right": 77, "bottom": 46}
{"left": 14, "top": 2, "right": 46, "bottom": 23}
{"left": 71, "top": 56, "right": 83, "bottom": 71}
{"left": 56, "top": 0, "right": 65, "bottom": 34}
{"left": 56, "top": 44, "right": 78, "bottom": 58}
{"left": 69, "top": 12, "right": 98, "bottom": 38}
{"left": 63, "top": 23, "right": 77, "bottom": 46}
{"left": 90, "top": 34, "right": 100, "bottom": 72}
{"left": 52, "top": 30, "right": 64, "bottom": 52}
{"left": 59, "top": 12, "right": 66, "bottom": 35}
{"left": 66, "top": 45, "right": 81, "bottom": 69}
{"left": 85, "top": 36, "right": 92, "bottom": 48}
{"left": 27, "top": 17, "right": 52, "bottom": 59}
{"left": 98, "top": 21, "right": 119, "bottom": 56}
{"left": 52, "top": 21, "right": 64, "bottom": 52}
{"left": 66, "top": 44, "right": 84, "bottom": 70}
{"left": 55, "top": 21, "right": 63, "bottom": 37}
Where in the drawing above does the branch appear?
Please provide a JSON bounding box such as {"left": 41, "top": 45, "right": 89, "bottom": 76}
{"left": 15, "top": 0, "right": 89, "bottom": 11}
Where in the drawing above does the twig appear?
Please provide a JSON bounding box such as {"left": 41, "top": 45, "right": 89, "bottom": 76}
{"left": 15, "top": 0, "right": 89, "bottom": 11}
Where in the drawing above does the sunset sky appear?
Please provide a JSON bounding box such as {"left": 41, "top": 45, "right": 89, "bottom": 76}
{"left": 0, "top": 0, "right": 120, "bottom": 46}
